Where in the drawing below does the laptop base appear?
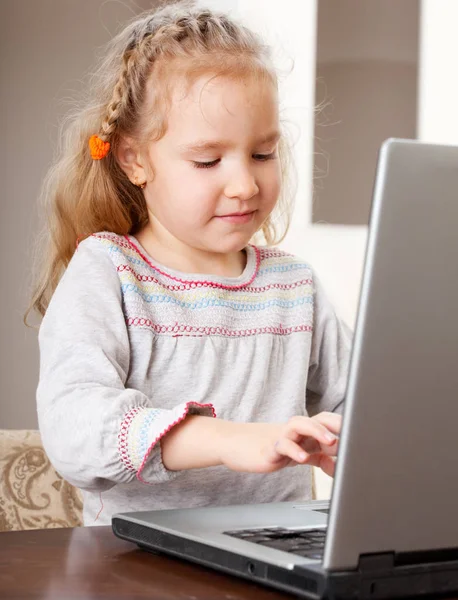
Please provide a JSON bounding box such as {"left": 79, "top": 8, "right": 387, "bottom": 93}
{"left": 113, "top": 517, "right": 458, "bottom": 599}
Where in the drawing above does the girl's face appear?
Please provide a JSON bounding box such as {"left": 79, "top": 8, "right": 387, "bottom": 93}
{"left": 142, "top": 73, "right": 282, "bottom": 256}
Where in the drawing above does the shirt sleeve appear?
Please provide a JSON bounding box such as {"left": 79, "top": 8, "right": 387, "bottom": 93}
{"left": 306, "top": 271, "right": 353, "bottom": 416}
{"left": 36, "top": 236, "right": 216, "bottom": 492}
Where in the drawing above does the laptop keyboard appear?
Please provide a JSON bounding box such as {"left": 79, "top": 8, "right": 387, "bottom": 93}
{"left": 223, "top": 527, "right": 326, "bottom": 560}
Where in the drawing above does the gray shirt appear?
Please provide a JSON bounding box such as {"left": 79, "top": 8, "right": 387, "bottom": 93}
{"left": 37, "top": 232, "right": 351, "bottom": 525}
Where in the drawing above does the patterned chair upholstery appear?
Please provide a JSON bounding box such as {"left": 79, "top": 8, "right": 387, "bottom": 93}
{"left": 0, "top": 430, "right": 83, "bottom": 532}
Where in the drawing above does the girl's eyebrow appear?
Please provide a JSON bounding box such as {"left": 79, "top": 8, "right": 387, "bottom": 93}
{"left": 178, "top": 140, "right": 227, "bottom": 153}
{"left": 178, "top": 130, "right": 281, "bottom": 154}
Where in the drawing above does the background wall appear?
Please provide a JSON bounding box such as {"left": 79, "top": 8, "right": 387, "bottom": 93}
{"left": 0, "top": 0, "right": 157, "bottom": 429}
{"left": 418, "top": 0, "right": 458, "bottom": 144}
{"left": 314, "top": 0, "right": 419, "bottom": 226}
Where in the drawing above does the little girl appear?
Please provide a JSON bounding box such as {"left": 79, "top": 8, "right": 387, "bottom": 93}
{"left": 31, "top": 2, "right": 351, "bottom": 526}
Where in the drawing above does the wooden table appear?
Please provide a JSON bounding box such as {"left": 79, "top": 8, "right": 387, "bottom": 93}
{"left": 0, "top": 525, "right": 293, "bottom": 599}
{"left": 1, "top": 526, "right": 458, "bottom": 600}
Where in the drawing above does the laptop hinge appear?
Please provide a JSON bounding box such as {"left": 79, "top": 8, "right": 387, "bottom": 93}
{"left": 394, "top": 547, "right": 458, "bottom": 567}
{"left": 358, "top": 548, "right": 458, "bottom": 572}
{"left": 358, "top": 552, "right": 395, "bottom": 572}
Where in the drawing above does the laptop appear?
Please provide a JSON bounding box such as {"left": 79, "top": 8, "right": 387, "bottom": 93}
{"left": 112, "top": 139, "right": 458, "bottom": 599}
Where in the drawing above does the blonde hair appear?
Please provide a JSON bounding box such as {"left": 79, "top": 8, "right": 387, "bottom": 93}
{"left": 26, "top": 1, "right": 295, "bottom": 323}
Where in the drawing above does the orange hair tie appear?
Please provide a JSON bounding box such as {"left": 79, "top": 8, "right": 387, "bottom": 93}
{"left": 89, "top": 134, "right": 110, "bottom": 160}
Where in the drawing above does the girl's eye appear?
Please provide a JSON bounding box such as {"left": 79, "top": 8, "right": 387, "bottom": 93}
{"left": 192, "top": 159, "right": 220, "bottom": 169}
{"left": 253, "top": 152, "right": 277, "bottom": 161}
{"left": 191, "top": 153, "right": 277, "bottom": 168}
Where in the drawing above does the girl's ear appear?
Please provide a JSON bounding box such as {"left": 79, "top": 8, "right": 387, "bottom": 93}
{"left": 115, "top": 136, "right": 148, "bottom": 184}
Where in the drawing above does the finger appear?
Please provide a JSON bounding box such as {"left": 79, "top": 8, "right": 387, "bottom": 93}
{"left": 305, "top": 453, "right": 338, "bottom": 476}
{"left": 301, "top": 438, "right": 339, "bottom": 458}
{"left": 301, "top": 438, "right": 321, "bottom": 454}
{"left": 312, "top": 412, "right": 342, "bottom": 437}
{"left": 318, "top": 454, "right": 337, "bottom": 477}
{"left": 297, "top": 431, "right": 340, "bottom": 457}
{"left": 302, "top": 454, "right": 322, "bottom": 468}
{"left": 287, "top": 417, "right": 338, "bottom": 447}
{"left": 319, "top": 438, "right": 339, "bottom": 457}
{"left": 273, "top": 438, "right": 311, "bottom": 465}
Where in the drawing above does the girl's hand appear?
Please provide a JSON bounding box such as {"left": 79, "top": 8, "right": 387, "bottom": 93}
{"left": 220, "top": 412, "right": 341, "bottom": 477}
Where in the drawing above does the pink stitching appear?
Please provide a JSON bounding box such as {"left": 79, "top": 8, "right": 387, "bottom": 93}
{"left": 93, "top": 232, "right": 289, "bottom": 262}
{"left": 259, "top": 248, "right": 293, "bottom": 259}
{"left": 94, "top": 492, "right": 104, "bottom": 523}
{"left": 118, "top": 406, "right": 145, "bottom": 472}
{"left": 92, "top": 232, "right": 132, "bottom": 249}
{"left": 136, "top": 402, "right": 216, "bottom": 484}
{"left": 92, "top": 233, "right": 310, "bottom": 294}
{"left": 117, "top": 263, "right": 312, "bottom": 293}
{"left": 123, "top": 235, "right": 261, "bottom": 290}
{"left": 125, "top": 318, "right": 312, "bottom": 337}
{"left": 245, "top": 279, "right": 312, "bottom": 293}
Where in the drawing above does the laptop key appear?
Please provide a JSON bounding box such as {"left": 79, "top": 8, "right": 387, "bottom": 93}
{"left": 224, "top": 527, "right": 326, "bottom": 560}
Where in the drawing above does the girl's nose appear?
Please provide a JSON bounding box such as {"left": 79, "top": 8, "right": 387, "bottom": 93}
{"left": 224, "top": 167, "right": 260, "bottom": 201}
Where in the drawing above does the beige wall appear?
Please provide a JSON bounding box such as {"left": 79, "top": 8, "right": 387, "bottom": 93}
{"left": 0, "top": 0, "right": 157, "bottom": 429}
{"left": 313, "top": 0, "right": 419, "bottom": 225}
{"left": 314, "top": 61, "right": 417, "bottom": 225}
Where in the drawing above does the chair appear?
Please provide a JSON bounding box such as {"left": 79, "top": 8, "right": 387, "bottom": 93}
{"left": 0, "top": 429, "right": 83, "bottom": 532}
